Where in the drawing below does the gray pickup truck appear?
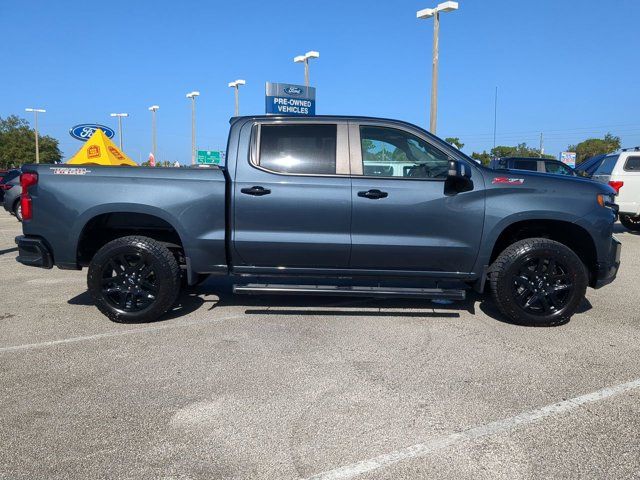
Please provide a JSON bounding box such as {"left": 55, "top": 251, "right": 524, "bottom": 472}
{"left": 16, "top": 115, "right": 621, "bottom": 325}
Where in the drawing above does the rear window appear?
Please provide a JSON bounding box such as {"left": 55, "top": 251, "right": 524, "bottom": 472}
{"left": 511, "top": 159, "right": 538, "bottom": 171}
{"left": 624, "top": 156, "right": 640, "bottom": 171}
{"left": 593, "top": 155, "right": 619, "bottom": 176}
{"left": 258, "top": 124, "right": 337, "bottom": 175}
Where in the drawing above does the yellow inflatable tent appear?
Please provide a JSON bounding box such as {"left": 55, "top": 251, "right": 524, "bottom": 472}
{"left": 67, "top": 129, "right": 137, "bottom": 166}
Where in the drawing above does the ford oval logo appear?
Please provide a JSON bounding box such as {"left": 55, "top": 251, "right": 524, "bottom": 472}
{"left": 284, "top": 86, "right": 303, "bottom": 96}
{"left": 69, "top": 124, "right": 116, "bottom": 142}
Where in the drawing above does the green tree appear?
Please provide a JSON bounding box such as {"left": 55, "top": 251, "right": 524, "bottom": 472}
{"left": 445, "top": 137, "right": 464, "bottom": 150}
{"left": 491, "top": 143, "right": 555, "bottom": 159}
{"left": 0, "top": 115, "right": 62, "bottom": 168}
{"left": 471, "top": 151, "right": 492, "bottom": 165}
{"left": 568, "top": 133, "right": 620, "bottom": 164}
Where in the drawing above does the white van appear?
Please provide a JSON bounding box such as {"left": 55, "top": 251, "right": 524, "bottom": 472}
{"left": 592, "top": 148, "right": 640, "bottom": 231}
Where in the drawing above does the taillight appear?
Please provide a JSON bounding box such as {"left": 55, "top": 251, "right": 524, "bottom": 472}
{"left": 0, "top": 184, "right": 13, "bottom": 190}
{"left": 20, "top": 172, "right": 38, "bottom": 221}
{"left": 608, "top": 180, "right": 624, "bottom": 194}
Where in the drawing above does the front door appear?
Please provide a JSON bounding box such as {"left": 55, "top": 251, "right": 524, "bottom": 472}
{"left": 233, "top": 121, "right": 352, "bottom": 269}
{"left": 349, "top": 123, "right": 485, "bottom": 274}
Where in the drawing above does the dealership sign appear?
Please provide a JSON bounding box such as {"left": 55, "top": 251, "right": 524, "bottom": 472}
{"left": 69, "top": 124, "right": 115, "bottom": 142}
{"left": 265, "top": 82, "right": 316, "bottom": 116}
{"left": 560, "top": 151, "right": 577, "bottom": 168}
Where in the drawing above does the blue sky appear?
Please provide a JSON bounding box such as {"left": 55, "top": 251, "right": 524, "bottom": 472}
{"left": 1, "top": 0, "right": 639, "bottom": 163}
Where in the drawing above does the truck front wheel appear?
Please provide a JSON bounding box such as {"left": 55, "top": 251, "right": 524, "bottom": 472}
{"left": 87, "top": 236, "right": 181, "bottom": 323}
{"left": 489, "top": 238, "right": 588, "bottom": 326}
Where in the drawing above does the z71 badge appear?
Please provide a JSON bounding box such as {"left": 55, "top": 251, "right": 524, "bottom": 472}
{"left": 51, "top": 167, "right": 91, "bottom": 175}
{"left": 492, "top": 177, "right": 525, "bottom": 185}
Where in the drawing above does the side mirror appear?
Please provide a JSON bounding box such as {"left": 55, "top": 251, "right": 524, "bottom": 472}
{"left": 445, "top": 159, "right": 473, "bottom": 195}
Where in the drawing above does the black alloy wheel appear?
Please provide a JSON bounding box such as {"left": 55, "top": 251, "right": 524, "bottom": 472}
{"left": 489, "top": 238, "right": 588, "bottom": 326}
{"left": 620, "top": 214, "right": 640, "bottom": 232}
{"left": 87, "top": 236, "right": 181, "bottom": 323}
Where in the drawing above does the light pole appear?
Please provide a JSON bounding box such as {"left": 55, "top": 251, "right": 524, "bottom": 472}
{"left": 293, "top": 51, "right": 319, "bottom": 87}
{"left": 148, "top": 106, "right": 159, "bottom": 160}
{"left": 25, "top": 108, "right": 46, "bottom": 163}
{"left": 228, "top": 80, "right": 246, "bottom": 117}
{"left": 417, "top": 1, "right": 458, "bottom": 134}
{"left": 109, "top": 113, "right": 129, "bottom": 150}
{"left": 186, "top": 91, "right": 200, "bottom": 165}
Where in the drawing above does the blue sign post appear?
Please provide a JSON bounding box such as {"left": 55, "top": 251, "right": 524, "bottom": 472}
{"left": 265, "top": 82, "right": 316, "bottom": 116}
{"left": 69, "top": 124, "right": 116, "bottom": 141}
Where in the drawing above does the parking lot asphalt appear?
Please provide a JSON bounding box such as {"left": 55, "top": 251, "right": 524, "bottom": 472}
{"left": 1, "top": 212, "right": 639, "bottom": 479}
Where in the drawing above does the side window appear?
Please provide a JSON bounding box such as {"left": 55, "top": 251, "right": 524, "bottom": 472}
{"left": 512, "top": 160, "right": 538, "bottom": 172}
{"left": 258, "top": 124, "right": 337, "bottom": 175}
{"left": 359, "top": 126, "right": 450, "bottom": 179}
{"left": 545, "top": 161, "right": 573, "bottom": 175}
{"left": 624, "top": 156, "right": 640, "bottom": 171}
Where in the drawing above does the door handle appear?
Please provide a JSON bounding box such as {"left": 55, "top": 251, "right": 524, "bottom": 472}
{"left": 357, "top": 189, "right": 388, "bottom": 200}
{"left": 241, "top": 186, "right": 271, "bottom": 196}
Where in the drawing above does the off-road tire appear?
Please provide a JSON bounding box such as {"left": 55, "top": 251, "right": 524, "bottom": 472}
{"left": 87, "top": 236, "right": 181, "bottom": 323}
{"left": 489, "top": 238, "right": 588, "bottom": 326}
{"left": 620, "top": 214, "right": 640, "bottom": 232}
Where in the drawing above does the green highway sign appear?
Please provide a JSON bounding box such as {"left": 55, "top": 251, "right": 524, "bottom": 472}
{"left": 197, "top": 150, "right": 222, "bottom": 165}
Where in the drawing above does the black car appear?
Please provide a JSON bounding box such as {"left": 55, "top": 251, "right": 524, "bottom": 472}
{"left": 0, "top": 169, "right": 20, "bottom": 202}
{"left": 489, "top": 157, "right": 576, "bottom": 176}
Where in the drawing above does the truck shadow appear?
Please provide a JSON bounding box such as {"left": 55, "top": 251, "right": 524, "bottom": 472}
{"left": 68, "top": 277, "right": 592, "bottom": 327}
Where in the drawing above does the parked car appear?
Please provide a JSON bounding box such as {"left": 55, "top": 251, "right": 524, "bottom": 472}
{"left": 2, "top": 176, "right": 22, "bottom": 221}
{"left": 15, "top": 115, "right": 620, "bottom": 326}
{"left": 575, "top": 154, "right": 607, "bottom": 178}
{"left": 591, "top": 148, "right": 640, "bottom": 231}
{"left": 0, "top": 169, "right": 20, "bottom": 202}
{"left": 489, "top": 157, "right": 577, "bottom": 176}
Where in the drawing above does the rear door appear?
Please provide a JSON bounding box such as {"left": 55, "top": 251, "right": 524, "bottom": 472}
{"left": 348, "top": 122, "right": 485, "bottom": 274}
{"left": 232, "top": 121, "right": 352, "bottom": 270}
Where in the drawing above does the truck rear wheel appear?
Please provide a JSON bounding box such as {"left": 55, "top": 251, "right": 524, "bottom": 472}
{"left": 489, "top": 238, "right": 588, "bottom": 326}
{"left": 87, "top": 236, "right": 181, "bottom": 323}
{"left": 620, "top": 214, "right": 640, "bottom": 232}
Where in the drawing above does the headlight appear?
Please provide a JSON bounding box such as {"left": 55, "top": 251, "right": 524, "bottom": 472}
{"left": 597, "top": 193, "right": 617, "bottom": 209}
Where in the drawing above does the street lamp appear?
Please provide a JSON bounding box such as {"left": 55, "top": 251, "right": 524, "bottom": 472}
{"left": 109, "top": 113, "right": 129, "bottom": 150}
{"left": 417, "top": 1, "right": 458, "bottom": 134}
{"left": 186, "top": 91, "right": 200, "bottom": 166}
{"left": 293, "top": 51, "right": 319, "bottom": 87}
{"left": 25, "top": 108, "right": 46, "bottom": 163}
{"left": 148, "top": 106, "right": 159, "bottom": 160}
{"left": 228, "top": 80, "right": 246, "bottom": 117}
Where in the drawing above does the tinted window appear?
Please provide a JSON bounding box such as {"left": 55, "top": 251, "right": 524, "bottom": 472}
{"left": 360, "top": 126, "right": 449, "bottom": 179}
{"left": 259, "top": 124, "right": 337, "bottom": 175}
{"left": 593, "top": 155, "right": 619, "bottom": 176}
{"left": 511, "top": 159, "right": 538, "bottom": 171}
{"left": 624, "top": 156, "right": 640, "bottom": 171}
{"left": 545, "top": 161, "right": 573, "bottom": 176}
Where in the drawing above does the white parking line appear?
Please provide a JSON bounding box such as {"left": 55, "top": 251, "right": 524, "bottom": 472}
{"left": 304, "top": 378, "right": 640, "bottom": 480}
{"left": 0, "top": 313, "right": 245, "bottom": 354}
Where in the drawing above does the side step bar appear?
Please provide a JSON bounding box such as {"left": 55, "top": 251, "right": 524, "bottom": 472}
{"left": 233, "top": 283, "right": 466, "bottom": 301}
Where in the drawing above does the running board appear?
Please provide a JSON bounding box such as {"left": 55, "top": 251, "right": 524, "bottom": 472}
{"left": 233, "top": 283, "right": 466, "bottom": 300}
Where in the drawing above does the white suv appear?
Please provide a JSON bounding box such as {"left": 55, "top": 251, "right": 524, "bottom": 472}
{"left": 592, "top": 148, "right": 640, "bottom": 231}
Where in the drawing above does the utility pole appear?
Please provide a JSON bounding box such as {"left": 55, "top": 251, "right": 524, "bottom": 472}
{"left": 186, "top": 91, "right": 200, "bottom": 166}
{"left": 148, "top": 106, "right": 159, "bottom": 160}
{"left": 109, "top": 113, "right": 129, "bottom": 150}
{"left": 25, "top": 108, "right": 46, "bottom": 163}
{"left": 539, "top": 132, "right": 544, "bottom": 157}
{"left": 228, "top": 80, "right": 246, "bottom": 116}
{"left": 417, "top": 2, "right": 459, "bottom": 134}
{"left": 293, "top": 51, "right": 320, "bottom": 87}
{"left": 493, "top": 87, "right": 498, "bottom": 149}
